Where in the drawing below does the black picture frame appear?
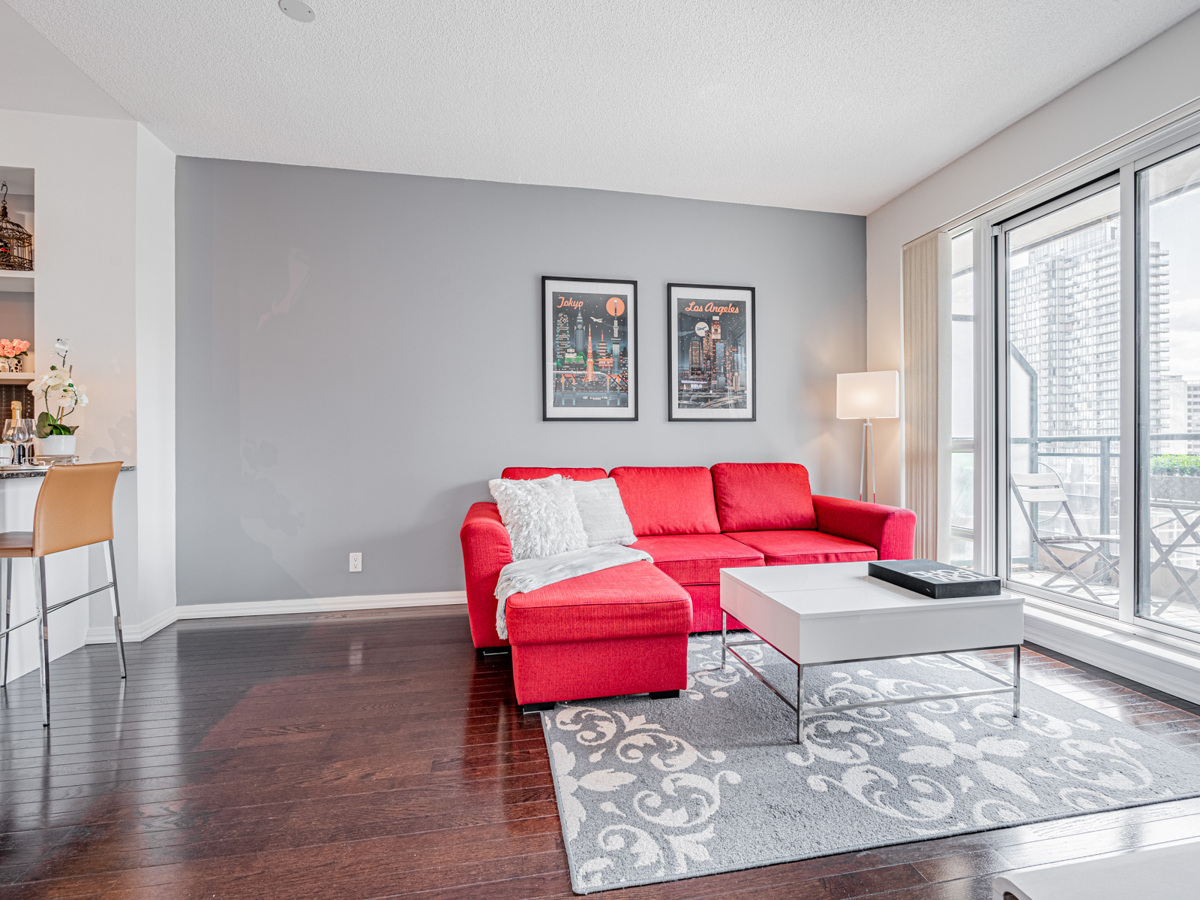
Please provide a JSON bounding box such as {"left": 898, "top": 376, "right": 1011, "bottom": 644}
{"left": 667, "top": 283, "right": 756, "bottom": 422}
{"left": 542, "top": 276, "right": 638, "bottom": 421}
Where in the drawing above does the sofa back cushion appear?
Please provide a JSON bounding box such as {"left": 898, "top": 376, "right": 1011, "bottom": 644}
{"left": 609, "top": 466, "right": 721, "bottom": 536}
{"left": 711, "top": 462, "right": 817, "bottom": 532}
{"left": 501, "top": 466, "right": 608, "bottom": 482}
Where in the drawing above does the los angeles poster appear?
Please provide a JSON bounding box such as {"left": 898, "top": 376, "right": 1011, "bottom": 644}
{"left": 668, "top": 283, "right": 756, "bottom": 421}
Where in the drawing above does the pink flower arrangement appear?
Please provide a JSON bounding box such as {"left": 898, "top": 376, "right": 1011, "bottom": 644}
{"left": 0, "top": 339, "right": 30, "bottom": 358}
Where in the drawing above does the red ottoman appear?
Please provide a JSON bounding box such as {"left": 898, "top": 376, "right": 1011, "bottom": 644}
{"left": 504, "top": 561, "right": 693, "bottom": 711}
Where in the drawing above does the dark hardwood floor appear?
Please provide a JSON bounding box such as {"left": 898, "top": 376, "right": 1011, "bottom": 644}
{"left": 2, "top": 607, "right": 1200, "bottom": 899}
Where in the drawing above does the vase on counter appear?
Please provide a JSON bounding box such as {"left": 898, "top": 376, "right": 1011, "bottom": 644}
{"left": 39, "top": 434, "right": 76, "bottom": 457}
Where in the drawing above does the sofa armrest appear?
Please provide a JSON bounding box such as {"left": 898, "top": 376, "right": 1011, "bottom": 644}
{"left": 460, "top": 502, "right": 514, "bottom": 648}
{"left": 811, "top": 495, "right": 916, "bottom": 560}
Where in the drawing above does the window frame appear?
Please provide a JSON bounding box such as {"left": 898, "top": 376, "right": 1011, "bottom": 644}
{"left": 994, "top": 174, "right": 1123, "bottom": 619}
{"left": 964, "top": 111, "right": 1200, "bottom": 641}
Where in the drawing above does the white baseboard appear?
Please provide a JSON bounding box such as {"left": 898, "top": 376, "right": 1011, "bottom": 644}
{"left": 85, "top": 591, "right": 467, "bottom": 643}
{"left": 176, "top": 591, "right": 466, "bottom": 619}
{"left": 85, "top": 604, "right": 177, "bottom": 644}
{"left": 1024, "top": 602, "right": 1200, "bottom": 706}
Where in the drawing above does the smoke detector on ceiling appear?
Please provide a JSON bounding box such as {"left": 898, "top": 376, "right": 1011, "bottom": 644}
{"left": 278, "top": 0, "right": 315, "bottom": 23}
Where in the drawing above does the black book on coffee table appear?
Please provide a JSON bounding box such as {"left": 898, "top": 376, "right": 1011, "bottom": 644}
{"left": 867, "top": 559, "right": 1001, "bottom": 599}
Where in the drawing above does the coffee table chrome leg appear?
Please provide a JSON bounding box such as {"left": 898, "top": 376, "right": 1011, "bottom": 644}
{"left": 721, "top": 611, "right": 727, "bottom": 669}
{"left": 797, "top": 664, "right": 806, "bottom": 743}
{"left": 1012, "top": 645, "right": 1022, "bottom": 718}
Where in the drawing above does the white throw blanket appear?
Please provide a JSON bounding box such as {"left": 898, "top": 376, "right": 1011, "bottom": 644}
{"left": 494, "top": 545, "right": 652, "bottom": 639}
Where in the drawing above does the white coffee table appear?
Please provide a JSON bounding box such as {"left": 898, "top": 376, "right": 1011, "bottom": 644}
{"left": 992, "top": 840, "right": 1200, "bottom": 899}
{"left": 719, "top": 562, "right": 1025, "bottom": 743}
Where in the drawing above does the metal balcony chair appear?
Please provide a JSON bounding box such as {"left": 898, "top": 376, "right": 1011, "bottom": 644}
{"left": 0, "top": 461, "right": 127, "bottom": 726}
{"left": 1011, "top": 471, "right": 1120, "bottom": 604}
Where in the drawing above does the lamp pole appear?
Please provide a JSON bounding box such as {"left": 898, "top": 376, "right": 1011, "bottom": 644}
{"left": 859, "top": 417, "right": 876, "bottom": 503}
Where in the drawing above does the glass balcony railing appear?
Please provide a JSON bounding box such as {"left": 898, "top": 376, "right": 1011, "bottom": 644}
{"left": 996, "top": 432, "right": 1200, "bottom": 635}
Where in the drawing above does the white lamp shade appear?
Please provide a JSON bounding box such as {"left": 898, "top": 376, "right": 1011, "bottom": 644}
{"left": 837, "top": 370, "right": 899, "bottom": 419}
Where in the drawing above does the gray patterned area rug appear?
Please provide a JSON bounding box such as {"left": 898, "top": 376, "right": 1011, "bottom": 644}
{"left": 542, "top": 634, "right": 1200, "bottom": 894}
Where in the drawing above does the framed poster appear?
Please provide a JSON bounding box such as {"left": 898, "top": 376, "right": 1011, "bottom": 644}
{"left": 668, "top": 283, "right": 756, "bottom": 421}
{"left": 543, "top": 276, "right": 638, "bottom": 421}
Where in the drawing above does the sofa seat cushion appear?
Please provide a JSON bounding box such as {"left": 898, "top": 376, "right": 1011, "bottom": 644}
{"left": 505, "top": 561, "right": 692, "bottom": 645}
{"left": 501, "top": 466, "right": 608, "bottom": 482}
{"left": 711, "top": 462, "right": 817, "bottom": 532}
{"left": 631, "top": 533, "right": 765, "bottom": 585}
{"left": 726, "top": 530, "right": 878, "bottom": 565}
{"left": 609, "top": 466, "right": 721, "bottom": 536}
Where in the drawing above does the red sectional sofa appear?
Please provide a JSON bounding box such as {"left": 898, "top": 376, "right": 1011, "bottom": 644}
{"left": 459, "top": 463, "right": 916, "bottom": 711}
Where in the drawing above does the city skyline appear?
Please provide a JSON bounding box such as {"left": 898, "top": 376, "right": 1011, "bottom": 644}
{"left": 548, "top": 289, "right": 630, "bottom": 410}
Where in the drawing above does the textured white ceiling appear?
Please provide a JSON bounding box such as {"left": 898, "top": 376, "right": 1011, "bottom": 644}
{"left": 7, "top": 1, "right": 1200, "bottom": 214}
{"left": 0, "top": 4, "right": 129, "bottom": 120}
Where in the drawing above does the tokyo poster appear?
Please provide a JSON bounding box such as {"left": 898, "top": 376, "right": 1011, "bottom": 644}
{"left": 668, "top": 283, "right": 756, "bottom": 421}
{"left": 543, "top": 276, "right": 638, "bottom": 420}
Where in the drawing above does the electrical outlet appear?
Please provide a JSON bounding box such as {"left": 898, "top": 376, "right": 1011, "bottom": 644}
{"left": 349, "top": 552, "right": 362, "bottom": 573}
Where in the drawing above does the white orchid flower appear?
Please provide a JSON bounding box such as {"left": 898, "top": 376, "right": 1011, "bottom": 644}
{"left": 54, "top": 338, "right": 71, "bottom": 354}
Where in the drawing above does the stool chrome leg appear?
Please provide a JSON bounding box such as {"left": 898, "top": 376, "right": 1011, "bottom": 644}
{"left": 1, "top": 558, "right": 11, "bottom": 688}
{"left": 106, "top": 541, "right": 127, "bottom": 679}
{"left": 33, "top": 557, "right": 50, "bottom": 727}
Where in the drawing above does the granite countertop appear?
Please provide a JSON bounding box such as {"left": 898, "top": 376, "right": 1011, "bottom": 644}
{"left": 0, "top": 464, "right": 136, "bottom": 480}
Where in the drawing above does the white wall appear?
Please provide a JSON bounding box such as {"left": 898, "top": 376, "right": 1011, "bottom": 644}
{"left": 0, "top": 109, "right": 136, "bottom": 679}
{"left": 129, "top": 123, "right": 177, "bottom": 634}
{"left": 0, "top": 109, "right": 176, "bottom": 681}
{"left": 865, "top": 10, "right": 1200, "bottom": 506}
{"left": 0, "top": 109, "right": 139, "bottom": 463}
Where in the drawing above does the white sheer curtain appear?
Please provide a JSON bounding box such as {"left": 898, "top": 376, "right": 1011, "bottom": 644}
{"left": 902, "top": 231, "right": 952, "bottom": 560}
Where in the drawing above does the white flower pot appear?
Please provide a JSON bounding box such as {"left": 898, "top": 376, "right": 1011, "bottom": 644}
{"left": 39, "top": 434, "right": 77, "bottom": 457}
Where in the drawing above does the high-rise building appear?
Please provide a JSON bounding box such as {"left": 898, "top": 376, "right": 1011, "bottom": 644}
{"left": 1008, "top": 221, "right": 1170, "bottom": 440}
{"left": 585, "top": 324, "right": 594, "bottom": 379}
{"left": 556, "top": 312, "right": 571, "bottom": 359}
{"left": 1168, "top": 377, "right": 1200, "bottom": 455}
{"left": 574, "top": 309, "right": 585, "bottom": 355}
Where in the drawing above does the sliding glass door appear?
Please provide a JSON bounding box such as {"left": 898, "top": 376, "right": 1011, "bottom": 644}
{"left": 1137, "top": 143, "right": 1200, "bottom": 634}
{"left": 1003, "top": 183, "right": 1122, "bottom": 611}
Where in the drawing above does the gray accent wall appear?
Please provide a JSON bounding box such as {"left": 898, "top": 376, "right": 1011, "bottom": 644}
{"left": 176, "top": 158, "right": 867, "bottom": 605}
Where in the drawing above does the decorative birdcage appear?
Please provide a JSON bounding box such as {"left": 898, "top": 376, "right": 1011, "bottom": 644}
{"left": 0, "top": 182, "right": 33, "bottom": 272}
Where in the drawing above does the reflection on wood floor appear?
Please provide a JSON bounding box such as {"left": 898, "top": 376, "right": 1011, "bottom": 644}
{"left": 2, "top": 607, "right": 1200, "bottom": 898}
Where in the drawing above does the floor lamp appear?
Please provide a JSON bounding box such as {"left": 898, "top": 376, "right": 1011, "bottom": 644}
{"left": 836, "top": 371, "right": 899, "bottom": 503}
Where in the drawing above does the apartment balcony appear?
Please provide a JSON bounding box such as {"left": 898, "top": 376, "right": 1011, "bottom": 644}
{"left": 951, "top": 432, "right": 1200, "bottom": 636}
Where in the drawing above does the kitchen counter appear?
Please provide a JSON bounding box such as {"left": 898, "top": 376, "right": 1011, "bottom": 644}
{"left": 0, "top": 464, "right": 136, "bottom": 479}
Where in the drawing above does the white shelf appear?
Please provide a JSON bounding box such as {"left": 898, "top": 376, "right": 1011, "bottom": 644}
{"left": 0, "top": 271, "right": 34, "bottom": 293}
{"left": 0, "top": 373, "right": 34, "bottom": 384}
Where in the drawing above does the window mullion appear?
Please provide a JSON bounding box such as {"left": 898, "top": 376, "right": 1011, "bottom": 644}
{"left": 1118, "top": 163, "right": 1137, "bottom": 625}
{"left": 975, "top": 222, "right": 998, "bottom": 576}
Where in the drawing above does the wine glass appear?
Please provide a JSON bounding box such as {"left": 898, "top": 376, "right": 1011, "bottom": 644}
{"left": 3, "top": 418, "right": 27, "bottom": 465}
{"left": 1, "top": 418, "right": 16, "bottom": 464}
{"left": 18, "top": 418, "right": 36, "bottom": 464}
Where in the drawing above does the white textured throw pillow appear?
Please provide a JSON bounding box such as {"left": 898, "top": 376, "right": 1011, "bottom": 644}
{"left": 570, "top": 478, "right": 637, "bottom": 547}
{"left": 488, "top": 475, "right": 589, "bottom": 561}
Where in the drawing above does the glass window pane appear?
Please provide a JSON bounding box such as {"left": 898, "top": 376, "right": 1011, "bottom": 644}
{"left": 1138, "top": 143, "right": 1200, "bottom": 633}
{"left": 947, "top": 231, "right": 976, "bottom": 568}
{"left": 1006, "top": 186, "right": 1122, "bottom": 608}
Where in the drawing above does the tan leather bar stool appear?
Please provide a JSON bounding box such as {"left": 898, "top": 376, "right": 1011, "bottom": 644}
{"left": 0, "top": 461, "right": 127, "bottom": 726}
